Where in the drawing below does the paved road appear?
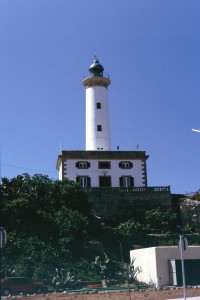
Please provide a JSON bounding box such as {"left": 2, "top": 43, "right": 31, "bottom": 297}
{"left": 167, "top": 297, "right": 200, "bottom": 300}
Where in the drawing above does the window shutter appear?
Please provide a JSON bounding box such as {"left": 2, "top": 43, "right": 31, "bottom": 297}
{"left": 87, "top": 162, "right": 90, "bottom": 168}
{"left": 130, "top": 177, "right": 134, "bottom": 187}
{"left": 87, "top": 177, "right": 91, "bottom": 187}
{"left": 76, "top": 176, "right": 80, "bottom": 184}
{"left": 119, "top": 162, "right": 122, "bottom": 168}
{"left": 130, "top": 162, "right": 133, "bottom": 168}
{"left": 119, "top": 177, "right": 123, "bottom": 187}
{"left": 76, "top": 162, "right": 79, "bottom": 168}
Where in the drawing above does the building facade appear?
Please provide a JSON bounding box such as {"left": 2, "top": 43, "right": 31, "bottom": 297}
{"left": 56, "top": 150, "right": 148, "bottom": 188}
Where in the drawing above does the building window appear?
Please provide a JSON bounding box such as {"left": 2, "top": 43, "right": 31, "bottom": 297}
{"left": 97, "top": 125, "right": 102, "bottom": 131}
{"left": 98, "top": 161, "right": 111, "bottom": 169}
{"left": 120, "top": 176, "right": 134, "bottom": 187}
{"left": 76, "top": 161, "right": 90, "bottom": 169}
{"left": 76, "top": 176, "right": 91, "bottom": 188}
{"left": 96, "top": 102, "right": 101, "bottom": 109}
{"left": 119, "top": 161, "right": 133, "bottom": 169}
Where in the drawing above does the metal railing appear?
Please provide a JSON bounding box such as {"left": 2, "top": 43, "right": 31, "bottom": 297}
{"left": 82, "top": 72, "right": 110, "bottom": 81}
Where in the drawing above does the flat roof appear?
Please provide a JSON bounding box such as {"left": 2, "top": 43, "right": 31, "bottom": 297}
{"left": 56, "top": 150, "right": 149, "bottom": 169}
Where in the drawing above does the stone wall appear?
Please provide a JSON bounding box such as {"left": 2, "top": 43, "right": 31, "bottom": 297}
{"left": 87, "top": 187, "right": 172, "bottom": 222}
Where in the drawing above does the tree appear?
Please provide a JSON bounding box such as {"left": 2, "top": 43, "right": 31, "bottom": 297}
{"left": 117, "top": 219, "right": 146, "bottom": 238}
{"left": 194, "top": 190, "right": 200, "bottom": 201}
{"left": 1, "top": 174, "right": 90, "bottom": 236}
{"left": 54, "top": 207, "right": 88, "bottom": 255}
{"left": 145, "top": 207, "right": 177, "bottom": 232}
{"left": 0, "top": 174, "right": 91, "bottom": 282}
{"left": 50, "top": 180, "right": 90, "bottom": 215}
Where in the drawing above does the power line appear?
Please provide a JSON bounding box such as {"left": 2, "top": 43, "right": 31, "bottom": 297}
{"left": 1, "top": 163, "right": 57, "bottom": 176}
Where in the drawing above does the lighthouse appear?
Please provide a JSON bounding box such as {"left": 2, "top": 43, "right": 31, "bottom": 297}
{"left": 82, "top": 57, "right": 111, "bottom": 151}
{"left": 56, "top": 57, "right": 149, "bottom": 188}
{"left": 56, "top": 57, "right": 172, "bottom": 220}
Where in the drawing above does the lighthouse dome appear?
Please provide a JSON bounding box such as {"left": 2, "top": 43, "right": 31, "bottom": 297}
{"left": 89, "top": 58, "right": 104, "bottom": 77}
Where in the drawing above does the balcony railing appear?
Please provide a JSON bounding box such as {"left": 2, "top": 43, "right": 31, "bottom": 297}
{"left": 82, "top": 72, "right": 110, "bottom": 81}
{"left": 86, "top": 186, "right": 170, "bottom": 193}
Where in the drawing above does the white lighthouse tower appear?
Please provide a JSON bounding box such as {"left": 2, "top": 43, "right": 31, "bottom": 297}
{"left": 82, "top": 57, "right": 111, "bottom": 151}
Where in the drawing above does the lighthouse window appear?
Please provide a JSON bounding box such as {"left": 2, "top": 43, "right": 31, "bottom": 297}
{"left": 97, "top": 125, "right": 102, "bottom": 131}
{"left": 97, "top": 102, "right": 101, "bottom": 109}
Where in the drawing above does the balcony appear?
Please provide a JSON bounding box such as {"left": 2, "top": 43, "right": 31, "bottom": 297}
{"left": 86, "top": 186, "right": 171, "bottom": 193}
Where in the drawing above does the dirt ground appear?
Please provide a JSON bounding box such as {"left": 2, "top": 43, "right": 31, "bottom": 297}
{"left": 17, "top": 287, "right": 200, "bottom": 300}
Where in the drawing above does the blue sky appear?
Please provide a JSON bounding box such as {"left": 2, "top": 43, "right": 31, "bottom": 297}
{"left": 1, "top": 0, "right": 200, "bottom": 194}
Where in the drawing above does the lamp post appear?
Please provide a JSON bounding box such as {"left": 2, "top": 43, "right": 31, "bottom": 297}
{"left": 178, "top": 235, "right": 188, "bottom": 300}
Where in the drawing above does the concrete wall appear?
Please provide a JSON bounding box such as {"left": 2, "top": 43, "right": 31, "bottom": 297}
{"left": 58, "top": 161, "right": 62, "bottom": 180}
{"left": 130, "top": 246, "right": 200, "bottom": 287}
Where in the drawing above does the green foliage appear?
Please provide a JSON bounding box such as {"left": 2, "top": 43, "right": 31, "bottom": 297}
{"left": 117, "top": 220, "right": 146, "bottom": 238}
{"left": 0, "top": 174, "right": 91, "bottom": 282}
{"left": 1, "top": 174, "right": 90, "bottom": 235}
{"left": 54, "top": 207, "right": 88, "bottom": 237}
{"left": 50, "top": 180, "right": 91, "bottom": 215}
{"left": 1, "top": 173, "right": 90, "bottom": 215}
{"left": 145, "top": 207, "right": 177, "bottom": 232}
{"left": 194, "top": 190, "right": 200, "bottom": 201}
{"left": 1, "top": 175, "right": 199, "bottom": 287}
{"left": 1, "top": 234, "right": 57, "bottom": 283}
{"left": 54, "top": 207, "right": 88, "bottom": 256}
{"left": 182, "top": 223, "right": 194, "bottom": 234}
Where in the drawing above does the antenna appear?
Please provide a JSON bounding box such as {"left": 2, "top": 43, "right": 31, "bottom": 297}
{"left": 94, "top": 53, "right": 98, "bottom": 61}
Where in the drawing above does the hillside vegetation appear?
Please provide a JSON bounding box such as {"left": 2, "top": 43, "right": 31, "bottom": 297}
{"left": 1, "top": 174, "right": 199, "bottom": 288}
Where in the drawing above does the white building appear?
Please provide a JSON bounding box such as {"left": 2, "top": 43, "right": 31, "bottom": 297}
{"left": 56, "top": 57, "right": 149, "bottom": 188}
{"left": 130, "top": 246, "right": 200, "bottom": 287}
{"left": 57, "top": 150, "right": 148, "bottom": 187}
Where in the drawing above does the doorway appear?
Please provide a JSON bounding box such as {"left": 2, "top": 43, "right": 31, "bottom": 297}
{"left": 99, "top": 176, "right": 111, "bottom": 187}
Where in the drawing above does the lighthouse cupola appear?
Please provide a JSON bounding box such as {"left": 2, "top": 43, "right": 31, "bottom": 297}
{"left": 89, "top": 58, "right": 104, "bottom": 77}
{"left": 82, "top": 57, "right": 111, "bottom": 151}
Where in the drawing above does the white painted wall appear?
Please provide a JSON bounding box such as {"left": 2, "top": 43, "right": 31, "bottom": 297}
{"left": 58, "top": 161, "right": 63, "bottom": 180}
{"left": 63, "top": 158, "right": 145, "bottom": 187}
{"left": 86, "top": 86, "right": 111, "bottom": 151}
{"left": 130, "top": 246, "right": 200, "bottom": 287}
